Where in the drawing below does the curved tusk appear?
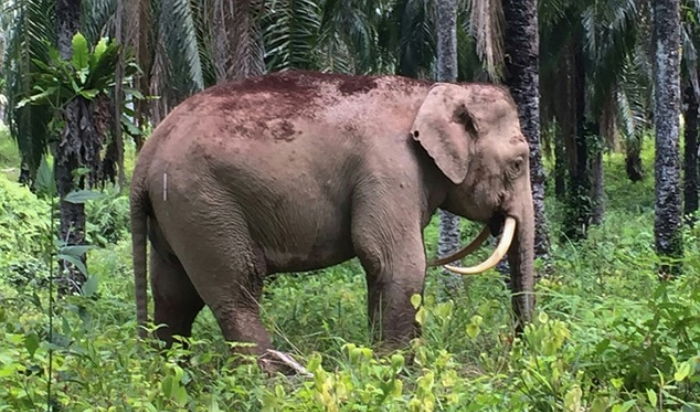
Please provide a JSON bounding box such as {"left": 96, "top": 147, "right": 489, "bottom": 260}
{"left": 443, "top": 217, "right": 516, "bottom": 275}
{"left": 428, "top": 226, "right": 491, "bottom": 266}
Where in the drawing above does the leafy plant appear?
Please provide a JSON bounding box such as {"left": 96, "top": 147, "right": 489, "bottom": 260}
{"left": 17, "top": 33, "right": 139, "bottom": 134}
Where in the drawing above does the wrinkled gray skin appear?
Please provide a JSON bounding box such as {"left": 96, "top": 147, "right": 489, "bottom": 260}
{"left": 131, "top": 71, "right": 535, "bottom": 365}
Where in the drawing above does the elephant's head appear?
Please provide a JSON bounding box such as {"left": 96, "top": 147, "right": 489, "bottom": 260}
{"left": 412, "top": 83, "right": 535, "bottom": 326}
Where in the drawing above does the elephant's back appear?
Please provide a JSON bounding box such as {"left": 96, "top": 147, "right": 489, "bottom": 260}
{"left": 151, "top": 71, "right": 429, "bottom": 144}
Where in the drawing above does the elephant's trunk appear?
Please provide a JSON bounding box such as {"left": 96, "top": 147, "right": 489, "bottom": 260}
{"left": 507, "top": 195, "right": 536, "bottom": 332}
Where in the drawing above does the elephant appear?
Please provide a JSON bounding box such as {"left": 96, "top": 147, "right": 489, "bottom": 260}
{"left": 130, "top": 70, "right": 535, "bottom": 370}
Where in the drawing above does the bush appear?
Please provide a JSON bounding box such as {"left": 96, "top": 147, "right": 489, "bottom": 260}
{"left": 85, "top": 187, "right": 130, "bottom": 247}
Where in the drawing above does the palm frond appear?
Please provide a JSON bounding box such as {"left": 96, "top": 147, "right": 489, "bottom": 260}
{"left": 319, "top": 0, "right": 379, "bottom": 73}
{"left": 456, "top": 4, "right": 486, "bottom": 82}
{"left": 189, "top": 0, "right": 217, "bottom": 85}
{"left": 3, "top": 0, "right": 55, "bottom": 174}
{"left": 385, "top": 0, "right": 435, "bottom": 78}
{"left": 538, "top": 0, "right": 577, "bottom": 27}
{"left": 82, "top": 0, "right": 116, "bottom": 44}
{"left": 467, "top": 0, "right": 503, "bottom": 81}
{"left": 682, "top": 19, "right": 699, "bottom": 98}
{"left": 262, "top": 0, "right": 322, "bottom": 72}
{"left": 209, "top": 0, "right": 263, "bottom": 81}
{"left": 157, "top": 0, "right": 205, "bottom": 96}
{"left": 230, "top": 0, "right": 265, "bottom": 79}
{"left": 586, "top": 0, "right": 641, "bottom": 124}
{"left": 615, "top": 47, "right": 650, "bottom": 146}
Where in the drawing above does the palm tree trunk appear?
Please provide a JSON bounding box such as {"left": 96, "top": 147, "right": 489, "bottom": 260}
{"left": 653, "top": 0, "right": 683, "bottom": 276}
{"left": 563, "top": 34, "right": 592, "bottom": 240}
{"left": 114, "top": 0, "right": 126, "bottom": 188}
{"left": 591, "top": 133, "right": 605, "bottom": 225}
{"left": 435, "top": 0, "right": 462, "bottom": 297}
{"left": 625, "top": 138, "right": 644, "bottom": 182}
{"left": 554, "top": 125, "right": 567, "bottom": 200}
{"left": 503, "top": 0, "right": 550, "bottom": 258}
{"left": 55, "top": 0, "right": 86, "bottom": 294}
{"left": 683, "top": 79, "right": 699, "bottom": 225}
{"left": 125, "top": 0, "right": 151, "bottom": 147}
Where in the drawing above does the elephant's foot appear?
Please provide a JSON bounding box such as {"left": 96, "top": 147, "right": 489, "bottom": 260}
{"left": 259, "top": 349, "right": 313, "bottom": 377}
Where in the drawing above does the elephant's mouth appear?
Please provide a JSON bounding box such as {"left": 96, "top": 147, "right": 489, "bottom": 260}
{"left": 428, "top": 215, "right": 516, "bottom": 275}
{"left": 487, "top": 213, "right": 506, "bottom": 236}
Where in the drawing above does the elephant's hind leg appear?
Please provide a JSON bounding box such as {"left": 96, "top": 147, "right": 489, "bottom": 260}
{"left": 167, "top": 216, "right": 273, "bottom": 359}
{"left": 151, "top": 249, "right": 204, "bottom": 347}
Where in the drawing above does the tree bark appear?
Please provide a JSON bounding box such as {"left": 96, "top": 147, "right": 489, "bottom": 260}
{"left": 114, "top": 0, "right": 126, "bottom": 188}
{"left": 435, "top": 0, "right": 462, "bottom": 297}
{"left": 503, "top": 0, "right": 550, "bottom": 258}
{"left": 591, "top": 134, "right": 605, "bottom": 225}
{"left": 625, "top": 138, "right": 644, "bottom": 182}
{"left": 653, "top": 0, "right": 683, "bottom": 276}
{"left": 125, "top": 0, "right": 151, "bottom": 147}
{"left": 563, "top": 35, "right": 592, "bottom": 240}
{"left": 554, "top": 124, "right": 567, "bottom": 200}
{"left": 55, "top": 0, "right": 87, "bottom": 294}
{"left": 683, "top": 79, "right": 699, "bottom": 225}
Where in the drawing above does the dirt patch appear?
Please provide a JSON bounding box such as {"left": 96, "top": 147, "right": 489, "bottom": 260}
{"left": 271, "top": 120, "right": 296, "bottom": 142}
{"left": 203, "top": 71, "right": 317, "bottom": 97}
{"left": 337, "top": 76, "right": 378, "bottom": 95}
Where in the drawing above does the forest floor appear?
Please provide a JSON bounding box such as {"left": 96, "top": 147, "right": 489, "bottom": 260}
{"left": 0, "top": 125, "right": 698, "bottom": 411}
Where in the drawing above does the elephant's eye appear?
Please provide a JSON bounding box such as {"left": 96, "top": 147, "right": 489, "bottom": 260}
{"left": 510, "top": 157, "right": 525, "bottom": 177}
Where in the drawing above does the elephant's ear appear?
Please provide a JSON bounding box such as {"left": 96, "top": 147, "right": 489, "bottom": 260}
{"left": 411, "top": 83, "right": 479, "bottom": 184}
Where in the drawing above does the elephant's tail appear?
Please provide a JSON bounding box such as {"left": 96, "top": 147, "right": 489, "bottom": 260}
{"left": 130, "top": 183, "right": 149, "bottom": 339}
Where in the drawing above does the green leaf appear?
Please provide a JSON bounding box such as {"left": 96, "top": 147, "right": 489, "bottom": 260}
{"left": 64, "top": 190, "right": 104, "bottom": 204}
{"left": 78, "top": 89, "right": 99, "bottom": 99}
{"left": 59, "top": 245, "right": 94, "bottom": 257}
{"left": 610, "top": 378, "right": 624, "bottom": 390}
{"left": 93, "top": 38, "right": 108, "bottom": 61}
{"left": 24, "top": 333, "right": 40, "bottom": 358}
{"left": 77, "top": 67, "right": 89, "bottom": 85}
{"left": 16, "top": 98, "right": 30, "bottom": 109}
{"left": 82, "top": 275, "right": 99, "bottom": 297}
{"left": 674, "top": 361, "right": 692, "bottom": 382}
{"left": 58, "top": 254, "right": 88, "bottom": 276}
{"left": 122, "top": 115, "right": 142, "bottom": 136}
{"left": 16, "top": 86, "right": 58, "bottom": 108}
{"left": 611, "top": 400, "right": 636, "bottom": 412}
{"left": 564, "top": 386, "right": 582, "bottom": 412}
{"left": 35, "top": 157, "right": 56, "bottom": 197}
{"left": 646, "top": 389, "right": 657, "bottom": 407}
{"left": 124, "top": 87, "right": 145, "bottom": 100}
{"left": 71, "top": 33, "right": 89, "bottom": 70}
{"left": 410, "top": 294, "right": 422, "bottom": 309}
{"left": 466, "top": 315, "right": 483, "bottom": 339}
{"left": 72, "top": 167, "right": 91, "bottom": 178}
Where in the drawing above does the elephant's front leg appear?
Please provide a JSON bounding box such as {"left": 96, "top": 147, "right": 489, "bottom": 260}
{"left": 352, "top": 203, "right": 427, "bottom": 348}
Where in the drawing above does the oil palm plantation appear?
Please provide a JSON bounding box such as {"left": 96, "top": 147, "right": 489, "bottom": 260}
{"left": 539, "top": 0, "right": 651, "bottom": 239}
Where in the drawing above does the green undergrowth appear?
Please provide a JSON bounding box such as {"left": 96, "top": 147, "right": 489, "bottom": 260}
{"left": 0, "top": 141, "right": 698, "bottom": 411}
